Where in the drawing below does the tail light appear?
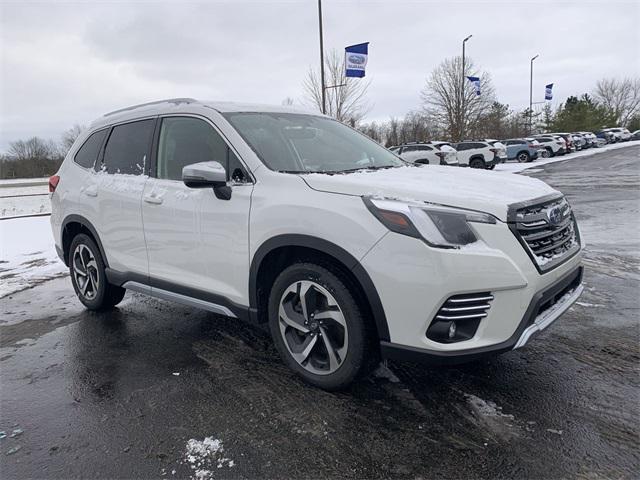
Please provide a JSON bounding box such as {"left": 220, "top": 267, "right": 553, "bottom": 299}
{"left": 489, "top": 148, "right": 499, "bottom": 153}
{"left": 528, "top": 144, "right": 536, "bottom": 148}
{"left": 49, "top": 175, "right": 60, "bottom": 193}
{"left": 435, "top": 151, "right": 447, "bottom": 158}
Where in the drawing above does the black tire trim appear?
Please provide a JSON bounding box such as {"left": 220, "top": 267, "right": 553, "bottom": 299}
{"left": 61, "top": 215, "right": 109, "bottom": 268}
{"left": 381, "top": 266, "right": 583, "bottom": 365}
{"left": 249, "top": 234, "right": 390, "bottom": 342}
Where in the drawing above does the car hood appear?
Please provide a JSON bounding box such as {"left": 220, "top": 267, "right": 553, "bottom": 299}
{"left": 301, "top": 166, "right": 559, "bottom": 221}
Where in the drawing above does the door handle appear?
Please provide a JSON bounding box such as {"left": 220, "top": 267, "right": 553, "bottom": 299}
{"left": 83, "top": 185, "right": 98, "bottom": 197}
{"left": 143, "top": 195, "right": 163, "bottom": 205}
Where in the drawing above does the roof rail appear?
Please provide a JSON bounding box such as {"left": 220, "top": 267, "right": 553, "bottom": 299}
{"left": 103, "top": 98, "right": 198, "bottom": 117}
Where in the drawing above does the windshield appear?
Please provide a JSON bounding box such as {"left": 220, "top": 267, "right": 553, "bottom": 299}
{"left": 223, "top": 112, "right": 405, "bottom": 173}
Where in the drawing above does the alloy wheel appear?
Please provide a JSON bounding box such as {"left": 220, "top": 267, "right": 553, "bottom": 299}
{"left": 278, "top": 280, "right": 348, "bottom": 375}
{"left": 72, "top": 244, "right": 99, "bottom": 300}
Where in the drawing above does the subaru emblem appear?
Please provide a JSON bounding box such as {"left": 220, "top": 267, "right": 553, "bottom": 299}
{"left": 547, "top": 206, "right": 563, "bottom": 226}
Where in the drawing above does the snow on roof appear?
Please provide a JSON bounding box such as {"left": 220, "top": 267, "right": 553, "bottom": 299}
{"left": 90, "top": 98, "right": 318, "bottom": 129}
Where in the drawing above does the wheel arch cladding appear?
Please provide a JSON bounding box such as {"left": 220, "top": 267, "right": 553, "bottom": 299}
{"left": 249, "top": 234, "right": 390, "bottom": 342}
{"left": 61, "top": 215, "right": 109, "bottom": 268}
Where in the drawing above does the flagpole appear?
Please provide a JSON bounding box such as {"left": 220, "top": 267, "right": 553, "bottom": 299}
{"left": 529, "top": 54, "right": 539, "bottom": 134}
{"left": 461, "top": 35, "right": 472, "bottom": 141}
{"left": 318, "top": 0, "right": 326, "bottom": 115}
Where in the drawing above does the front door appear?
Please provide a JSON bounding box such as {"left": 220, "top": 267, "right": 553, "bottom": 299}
{"left": 141, "top": 116, "right": 253, "bottom": 308}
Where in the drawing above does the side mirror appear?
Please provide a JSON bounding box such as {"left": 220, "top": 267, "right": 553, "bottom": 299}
{"left": 182, "top": 161, "right": 227, "bottom": 189}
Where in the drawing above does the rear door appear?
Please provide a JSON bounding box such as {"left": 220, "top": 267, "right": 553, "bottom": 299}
{"left": 95, "top": 118, "right": 155, "bottom": 275}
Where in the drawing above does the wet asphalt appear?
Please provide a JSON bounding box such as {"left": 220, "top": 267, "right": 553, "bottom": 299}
{"left": 1, "top": 146, "right": 639, "bottom": 479}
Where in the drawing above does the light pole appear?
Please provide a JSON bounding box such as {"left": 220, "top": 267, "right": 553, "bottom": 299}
{"left": 461, "top": 34, "right": 472, "bottom": 140}
{"left": 529, "top": 54, "right": 539, "bottom": 134}
{"left": 318, "top": 0, "right": 326, "bottom": 114}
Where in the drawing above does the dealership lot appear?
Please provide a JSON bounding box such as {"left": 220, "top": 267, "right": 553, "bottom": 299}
{"left": 1, "top": 145, "right": 639, "bottom": 479}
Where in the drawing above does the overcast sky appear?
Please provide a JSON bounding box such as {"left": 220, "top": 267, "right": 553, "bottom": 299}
{"left": 1, "top": 0, "right": 639, "bottom": 151}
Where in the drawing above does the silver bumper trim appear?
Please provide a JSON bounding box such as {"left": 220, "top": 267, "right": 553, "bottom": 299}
{"left": 513, "top": 283, "right": 584, "bottom": 349}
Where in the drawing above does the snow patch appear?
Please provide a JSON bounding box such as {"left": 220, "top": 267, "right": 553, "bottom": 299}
{"left": 182, "top": 437, "right": 234, "bottom": 479}
{"left": 0, "top": 216, "right": 68, "bottom": 297}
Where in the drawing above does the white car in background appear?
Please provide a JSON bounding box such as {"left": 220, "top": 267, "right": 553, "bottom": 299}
{"left": 483, "top": 139, "right": 508, "bottom": 163}
{"left": 603, "top": 127, "right": 632, "bottom": 142}
{"left": 390, "top": 142, "right": 459, "bottom": 166}
{"left": 529, "top": 136, "right": 566, "bottom": 157}
{"left": 453, "top": 141, "right": 503, "bottom": 169}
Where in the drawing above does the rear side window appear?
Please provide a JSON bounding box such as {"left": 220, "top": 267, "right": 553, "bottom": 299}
{"left": 74, "top": 129, "right": 108, "bottom": 169}
{"left": 102, "top": 119, "right": 155, "bottom": 175}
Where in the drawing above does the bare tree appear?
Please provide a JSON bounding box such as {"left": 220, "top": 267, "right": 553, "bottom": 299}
{"left": 61, "top": 124, "right": 86, "bottom": 153}
{"left": 303, "top": 49, "right": 371, "bottom": 125}
{"left": 593, "top": 77, "right": 640, "bottom": 127}
{"left": 420, "top": 56, "right": 496, "bottom": 141}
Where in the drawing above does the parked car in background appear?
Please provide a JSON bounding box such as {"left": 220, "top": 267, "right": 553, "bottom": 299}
{"left": 502, "top": 139, "right": 539, "bottom": 163}
{"left": 390, "top": 142, "right": 459, "bottom": 166}
{"left": 553, "top": 133, "right": 576, "bottom": 152}
{"left": 595, "top": 130, "right": 615, "bottom": 144}
{"left": 482, "top": 139, "right": 508, "bottom": 163}
{"left": 632, "top": 130, "right": 640, "bottom": 140}
{"left": 603, "top": 127, "right": 632, "bottom": 142}
{"left": 528, "top": 136, "right": 566, "bottom": 157}
{"left": 452, "top": 141, "right": 502, "bottom": 169}
{"left": 577, "top": 132, "right": 598, "bottom": 148}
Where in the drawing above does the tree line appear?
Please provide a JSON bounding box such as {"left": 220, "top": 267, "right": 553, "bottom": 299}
{"left": 0, "top": 125, "right": 83, "bottom": 179}
{"left": 304, "top": 51, "right": 640, "bottom": 146}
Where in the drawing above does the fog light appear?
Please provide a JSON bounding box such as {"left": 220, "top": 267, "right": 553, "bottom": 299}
{"left": 448, "top": 321, "right": 457, "bottom": 339}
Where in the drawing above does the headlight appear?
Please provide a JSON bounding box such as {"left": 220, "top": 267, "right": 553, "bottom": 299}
{"left": 363, "top": 196, "right": 497, "bottom": 249}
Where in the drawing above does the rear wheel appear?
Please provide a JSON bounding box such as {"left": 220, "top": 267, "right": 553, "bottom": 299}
{"left": 69, "top": 234, "right": 125, "bottom": 310}
{"left": 517, "top": 151, "right": 530, "bottom": 163}
{"left": 541, "top": 148, "right": 551, "bottom": 158}
{"left": 469, "top": 157, "right": 485, "bottom": 169}
{"left": 268, "top": 262, "right": 372, "bottom": 390}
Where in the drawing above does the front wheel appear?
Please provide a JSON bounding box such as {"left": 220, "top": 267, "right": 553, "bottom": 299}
{"left": 541, "top": 148, "right": 551, "bottom": 158}
{"left": 268, "top": 263, "right": 372, "bottom": 390}
{"left": 69, "top": 234, "right": 126, "bottom": 310}
{"left": 469, "top": 158, "right": 485, "bottom": 169}
{"left": 517, "top": 151, "right": 530, "bottom": 163}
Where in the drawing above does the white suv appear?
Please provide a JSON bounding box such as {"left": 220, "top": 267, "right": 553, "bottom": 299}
{"left": 50, "top": 99, "right": 584, "bottom": 390}
{"left": 453, "top": 141, "right": 506, "bottom": 169}
{"left": 390, "top": 142, "right": 458, "bottom": 166}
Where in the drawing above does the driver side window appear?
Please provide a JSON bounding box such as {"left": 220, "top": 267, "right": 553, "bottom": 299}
{"left": 157, "top": 117, "right": 247, "bottom": 182}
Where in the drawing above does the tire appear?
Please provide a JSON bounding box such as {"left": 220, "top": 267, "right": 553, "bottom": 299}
{"left": 517, "top": 151, "right": 530, "bottom": 163}
{"left": 488, "top": 164, "right": 496, "bottom": 170}
{"left": 469, "top": 157, "right": 485, "bottom": 169}
{"left": 541, "top": 148, "right": 552, "bottom": 158}
{"left": 69, "top": 234, "right": 126, "bottom": 310}
{"left": 268, "top": 262, "right": 372, "bottom": 390}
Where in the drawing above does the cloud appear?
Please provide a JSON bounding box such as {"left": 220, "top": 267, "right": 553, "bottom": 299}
{"left": 1, "top": 0, "right": 639, "bottom": 150}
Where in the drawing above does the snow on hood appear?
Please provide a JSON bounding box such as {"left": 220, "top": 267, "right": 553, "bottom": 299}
{"left": 301, "top": 165, "right": 559, "bottom": 221}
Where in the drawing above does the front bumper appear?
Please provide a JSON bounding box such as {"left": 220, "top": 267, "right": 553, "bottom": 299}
{"left": 360, "top": 221, "right": 583, "bottom": 364}
{"left": 380, "top": 266, "right": 583, "bottom": 364}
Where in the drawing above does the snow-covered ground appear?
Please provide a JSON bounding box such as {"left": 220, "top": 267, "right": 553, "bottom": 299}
{"left": 0, "top": 216, "right": 68, "bottom": 298}
{"left": 494, "top": 140, "right": 640, "bottom": 173}
{"left": 0, "top": 178, "right": 49, "bottom": 218}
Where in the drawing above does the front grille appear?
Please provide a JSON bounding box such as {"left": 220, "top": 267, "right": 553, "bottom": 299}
{"left": 427, "top": 292, "right": 493, "bottom": 343}
{"left": 511, "top": 196, "right": 580, "bottom": 272}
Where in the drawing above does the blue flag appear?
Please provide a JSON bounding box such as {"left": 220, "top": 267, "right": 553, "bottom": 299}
{"left": 467, "top": 76, "right": 481, "bottom": 95}
{"left": 545, "top": 83, "right": 554, "bottom": 100}
{"left": 345, "top": 43, "right": 369, "bottom": 78}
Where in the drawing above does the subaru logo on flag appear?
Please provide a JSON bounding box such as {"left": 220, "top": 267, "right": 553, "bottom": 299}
{"left": 467, "top": 76, "right": 481, "bottom": 96}
{"left": 345, "top": 42, "right": 369, "bottom": 78}
{"left": 347, "top": 54, "right": 366, "bottom": 65}
{"left": 545, "top": 83, "right": 554, "bottom": 100}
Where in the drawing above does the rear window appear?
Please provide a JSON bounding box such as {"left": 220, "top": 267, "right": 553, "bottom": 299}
{"left": 74, "top": 129, "right": 108, "bottom": 169}
{"left": 101, "top": 119, "right": 155, "bottom": 175}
